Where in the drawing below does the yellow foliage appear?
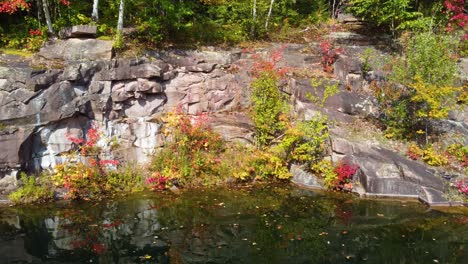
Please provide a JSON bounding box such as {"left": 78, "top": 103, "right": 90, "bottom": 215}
{"left": 410, "top": 76, "right": 461, "bottom": 119}
{"left": 311, "top": 159, "right": 337, "bottom": 189}
{"left": 422, "top": 147, "right": 448, "bottom": 167}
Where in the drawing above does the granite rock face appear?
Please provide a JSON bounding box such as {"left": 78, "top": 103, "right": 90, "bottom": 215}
{"left": 0, "top": 47, "right": 254, "bottom": 184}
{"left": 59, "top": 25, "right": 97, "bottom": 39}
{"left": 38, "top": 39, "right": 113, "bottom": 61}
{"left": 1, "top": 39, "right": 467, "bottom": 205}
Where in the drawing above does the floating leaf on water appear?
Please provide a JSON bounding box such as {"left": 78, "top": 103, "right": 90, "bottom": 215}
{"left": 139, "top": 255, "right": 152, "bottom": 260}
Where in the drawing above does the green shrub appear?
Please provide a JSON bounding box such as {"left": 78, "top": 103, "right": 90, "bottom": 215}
{"left": 9, "top": 173, "right": 54, "bottom": 204}
{"left": 391, "top": 32, "right": 458, "bottom": 87}
{"left": 311, "top": 159, "right": 337, "bottom": 189}
{"left": 375, "top": 32, "right": 462, "bottom": 140}
{"left": 274, "top": 115, "right": 330, "bottom": 168}
{"left": 105, "top": 162, "right": 145, "bottom": 193}
{"left": 150, "top": 111, "right": 227, "bottom": 187}
{"left": 447, "top": 143, "right": 468, "bottom": 169}
{"left": 250, "top": 71, "right": 288, "bottom": 146}
{"left": 113, "top": 32, "right": 124, "bottom": 50}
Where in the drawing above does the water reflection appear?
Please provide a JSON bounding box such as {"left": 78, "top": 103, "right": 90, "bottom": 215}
{"left": 0, "top": 185, "right": 467, "bottom": 263}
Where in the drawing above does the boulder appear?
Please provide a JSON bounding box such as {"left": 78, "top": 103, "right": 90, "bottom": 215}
{"left": 331, "top": 137, "right": 353, "bottom": 155}
{"left": 123, "top": 95, "right": 166, "bottom": 118}
{"left": 25, "top": 70, "right": 61, "bottom": 91}
{"left": 0, "top": 169, "right": 18, "bottom": 194}
{"left": 186, "top": 63, "right": 216, "bottom": 73}
{"left": 210, "top": 113, "right": 254, "bottom": 143}
{"left": 0, "top": 128, "right": 33, "bottom": 169}
{"left": 327, "top": 32, "right": 381, "bottom": 46}
{"left": 137, "top": 78, "right": 163, "bottom": 93}
{"left": 350, "top": 146, "right": 444, "bottom": 199}
{"left": 59, "top": 25, "right": 97, "bottom": 39}
{"left": 9, "top": 88, "right": 38, "bottom": 104}
{"left": 337, "top": 13, "right": 363, "bottom": 24}
{"left": 418, "top": 186, "right": 453, "bottom": 206}
{"left": 290, "top": 164, "right": 324, "bottom": 189}
{"left": 95, "top": 64, "right": 163, "bottom": 81}
{"left": 334, "top": 54, "right": 362, "bottom": 81}
{"left": 325, "top": 91, "right": 378, "bottom": 117}
{"left": 38, "top": 39, "right": 113, "bottom": 61}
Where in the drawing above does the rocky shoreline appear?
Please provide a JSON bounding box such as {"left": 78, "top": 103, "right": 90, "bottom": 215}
{"left": 1, "top": 33, "right": 467, "bottom": 206}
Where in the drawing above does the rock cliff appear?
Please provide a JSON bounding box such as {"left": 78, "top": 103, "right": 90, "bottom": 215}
{"left": 0, "top": 36, "right": 466, "bottom": 206}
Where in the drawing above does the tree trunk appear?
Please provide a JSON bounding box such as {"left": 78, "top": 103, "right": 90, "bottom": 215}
{"left": 332, "top": 0, "right": 336, "bottom": 19}
{"left": 251, "top": 0, "right": 257, "bottom": 37}
{"left": 42, "top": 0, "right": 54, "bottom": 35}
{"left": 92, "top": 0, "right": 99, "bottom": 21}
{"left": 36, "top": 0, "right": 43, "bottom": 28}
{"left": 253, "top": 0, "right": 257, "bottom": 19}
{"left": 117, "top": 0, "right": 124, "bottom": 34}
{"left": 265, "top": 0, "right": 275, "bottom": 30}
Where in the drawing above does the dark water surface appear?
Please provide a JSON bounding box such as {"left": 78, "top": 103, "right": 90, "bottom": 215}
{"left": 0, "top": 185, "right": 467, "bottom": 264}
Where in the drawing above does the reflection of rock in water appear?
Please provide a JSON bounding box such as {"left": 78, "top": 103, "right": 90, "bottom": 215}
{"left": 1, "top": 188, "right": 467, "bottom": 264}
{"left": 36, "top": 199, "right": 168, "bottom": 260}
{"left": 0, "top": 236, "right": 36, "bottom": 263}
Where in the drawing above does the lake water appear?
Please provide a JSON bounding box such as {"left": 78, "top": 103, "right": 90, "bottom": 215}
{"left": 0, "top": 185, "right": 467, "bottom": 263}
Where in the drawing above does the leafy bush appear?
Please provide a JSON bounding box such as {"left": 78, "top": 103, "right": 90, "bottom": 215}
{"left": 275, "top": 116, "right": 330, "bottom": 168}
{"left": 311, "top": 159, "right": 337, "bottom": 189}
{"left": 51, "top": 122, "right": 122, "bottom": 200}
{"left": 222, "top": 144, "right": 291, "bottom": 182}
{"left": 348, "top": 0, "right": 429, "bottom": 34}
{"left": 410, "top": 77, "right": 461, "bottom": 120}
{"left": 249, "top": 49, "right": 289, "bottom": 146}
{"left": 447, "top": 143, "right": 468, "bottom": 168}
{"left": 319, "top": 41, "right": 343, "bottom": 73}
{"left": 374, "top": 32, "right": 462, "bottom": 140}
{"left": 456, "top": 179, "right": 468, "bottom": 196}
{"left": 311, "top": 159, "right": 360, "bottom": 190}
{"left": 104, "top": 162, "right": 144, "bottom": 193}
{"left": 422, "top": 146, "right": 449, "bottom": 166}
{"left": 150, "top": 111, "right": 226, "bottom": 187}
{"left": 406, "top": 142, "right": 424, "bottom": 160}
{"left": 8, "top": 173, "right": 53, "bottom": 204}
{"left": 334, "top": 161, "right": 359, "bottom": 190}
{"left": 392, "top": 32, "right": 458, "bottom": 87}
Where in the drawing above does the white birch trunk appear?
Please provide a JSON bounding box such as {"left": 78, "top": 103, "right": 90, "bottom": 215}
{"left": 117, "top": 0, "right": 124, "bottom": 34}
{"left": 253, "top": 0, "right": 257, "bottom": 20}
{"left": 251, "top": 0, "right": 257, "bottom": 36}
{"left": 92, "top": 0, "right": 99, "bottom": 21}
{"left": 36, "top": 0, "right": 43, "bottom": 28}
{"left": 265, "top": 0, "right": 275, "bottom": 30}
{"left": 42, "top": 0, "right": 54, "bottom": 35}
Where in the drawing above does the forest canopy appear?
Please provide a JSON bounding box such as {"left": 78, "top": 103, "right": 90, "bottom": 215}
{"left": 0, "top": 0, "right": 466, "bottom": 49}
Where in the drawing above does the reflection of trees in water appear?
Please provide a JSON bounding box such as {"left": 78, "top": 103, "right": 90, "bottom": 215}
{"left": 0, "top": 187, "right": 467, "bottom": 263}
